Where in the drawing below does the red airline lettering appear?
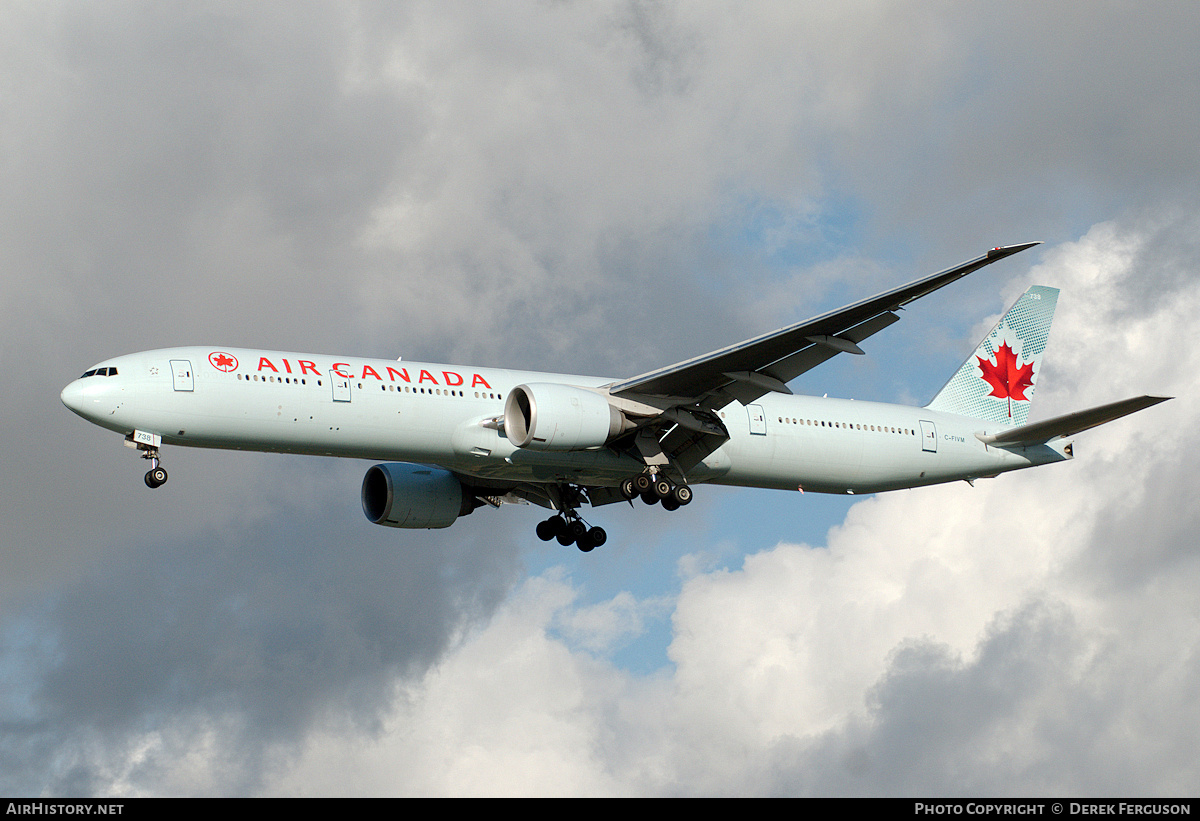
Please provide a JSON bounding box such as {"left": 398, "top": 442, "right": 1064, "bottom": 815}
{"left": 258, "top": 356, "right": 487, "bottom": 387}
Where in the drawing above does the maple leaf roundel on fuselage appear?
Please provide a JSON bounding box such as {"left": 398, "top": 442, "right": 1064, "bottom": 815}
{"left": 208, "top": 351, "right": 238, "bottom": 372}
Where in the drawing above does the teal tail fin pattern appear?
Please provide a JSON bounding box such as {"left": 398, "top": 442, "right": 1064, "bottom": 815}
{"left": 926, "top": 285, "right": 1059, "bottom": 427}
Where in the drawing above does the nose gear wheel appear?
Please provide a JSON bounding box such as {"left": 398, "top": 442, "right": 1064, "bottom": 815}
{"left": 138, "top": 443, "right": 169, "bottom": 489}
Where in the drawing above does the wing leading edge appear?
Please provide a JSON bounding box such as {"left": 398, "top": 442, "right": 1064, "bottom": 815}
{"left": 609, "top": 242, "right": 1041, "bottom": 408}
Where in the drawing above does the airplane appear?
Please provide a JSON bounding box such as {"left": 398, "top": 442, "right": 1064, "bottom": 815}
{"left": 61, "top": 242, "right": 1169, "bottom": 552}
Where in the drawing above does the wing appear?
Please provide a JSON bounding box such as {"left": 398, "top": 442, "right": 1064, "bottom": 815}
{"left": 609, "top": 242, "right": 1041, "bottom": 409}
{"left": 599, "top": 243, "right": 1040, "bottom": 479}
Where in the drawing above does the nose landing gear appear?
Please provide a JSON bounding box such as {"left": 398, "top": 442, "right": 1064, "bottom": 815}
{"left": 125, "top": 431, "right": 168, "bottom": 488}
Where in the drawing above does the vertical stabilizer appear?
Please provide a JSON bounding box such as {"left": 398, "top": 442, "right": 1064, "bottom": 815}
{"left": 926, "top": 285, "right": 1059, "bottom": 426}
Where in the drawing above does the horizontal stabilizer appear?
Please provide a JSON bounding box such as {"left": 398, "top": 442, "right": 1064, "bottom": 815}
{"left": 976, "top": 395, "right": 1171, "bottom": 447}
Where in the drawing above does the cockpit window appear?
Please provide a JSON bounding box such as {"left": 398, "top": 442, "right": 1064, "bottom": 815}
{"left": 79, "top": 367, "right": 118, "bottom": 378}
{"left": 81, "top": 369, "right": 97, "bottom": 378}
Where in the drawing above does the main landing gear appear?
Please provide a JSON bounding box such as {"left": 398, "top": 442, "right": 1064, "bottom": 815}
{"left": 536, "top": 514, "right": 607, "bottom": 553}
{"left": 535, "top": 473, "right": 693, "bottom": 553}
{"left": 534, "top": 483, "right": 607, "bottom": 552}
{"left": 620, "top": 473, "right": 693, "bottom": 511}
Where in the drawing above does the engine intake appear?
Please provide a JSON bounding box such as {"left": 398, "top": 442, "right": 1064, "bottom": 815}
{"left": 361, "top": 463, "right": 474, "bottom": 529}
{"left": 504, "top": 383, "right": 630, "bottom": 450}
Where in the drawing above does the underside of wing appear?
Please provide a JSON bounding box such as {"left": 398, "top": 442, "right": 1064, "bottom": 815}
{"left": 500, "top": 481, "right": 630, "bottom": 510}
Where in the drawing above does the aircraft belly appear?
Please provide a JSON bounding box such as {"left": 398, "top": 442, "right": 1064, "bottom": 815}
{"left": 446, "top": 419, "right": 637, "bottom": 485}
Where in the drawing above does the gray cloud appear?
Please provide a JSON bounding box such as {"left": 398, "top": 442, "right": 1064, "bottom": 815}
{"left": 4, "top": 470, "right": 523, "bottom": 795}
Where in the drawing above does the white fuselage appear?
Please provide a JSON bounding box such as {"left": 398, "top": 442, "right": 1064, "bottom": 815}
{"left": 61, "top": 346, "right": 1070, "bottom": 496}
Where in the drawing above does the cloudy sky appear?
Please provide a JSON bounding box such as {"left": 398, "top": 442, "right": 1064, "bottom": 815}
{"left": 2, "top": 1, "right": 1198, "bottom": 796}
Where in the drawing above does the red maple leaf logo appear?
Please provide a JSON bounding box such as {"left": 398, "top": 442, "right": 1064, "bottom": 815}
{"left": 977, "top": 341, "right": 1034, "bottom": 418}
{"left": 209, "top": 352, "right": 238, "bottom": 372}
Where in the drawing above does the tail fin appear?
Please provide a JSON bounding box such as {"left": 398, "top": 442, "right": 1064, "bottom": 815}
{"left": 926, "top": 285, "right": 1059, "bottom": 427}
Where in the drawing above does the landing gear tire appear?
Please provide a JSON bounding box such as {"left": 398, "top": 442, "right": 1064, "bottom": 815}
{"left": 568, "top": 520, "right": 588, "bottom": 542}
{"left": 536, "top": 516, "right": 566, "bottom": 541}
{"left": 653, "top": 478, "right": 674, "bottom": 500}
{"left": 671, "top": 485, "right": 693, "bottom": 506}
{"left": 633, "top": 474, "right": 654, "bottom": 495}
{"left": 144, "top": 467, "right": 168, "bottom": 488}
{"left": 620, "top": 478, "right": 637, "bottom": 500}
{"left": 640, "top": 491, "right": 658, "bottom": 506}
{"left": 662, "top": 497, "right": 680, "bottom": 511}
{"left": 576, "top": 526, "right": 607, "bottom": 553}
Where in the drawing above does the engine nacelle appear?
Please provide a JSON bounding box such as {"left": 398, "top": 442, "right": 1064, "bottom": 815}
{"left": 504, "top": 383, "right": 629, "bottom": 451}
{"left": 361, "top": 463, "right": 473, "bottom": 529}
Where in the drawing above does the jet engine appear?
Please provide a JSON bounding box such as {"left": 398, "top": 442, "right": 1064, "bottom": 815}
{"left": 504, "top": 383, "right": 631, "bottom": 450}
{"left": 361, "top": 463, "right": 475, "bottom": 529}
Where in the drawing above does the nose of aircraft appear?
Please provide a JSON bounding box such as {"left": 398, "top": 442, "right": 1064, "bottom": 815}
{"left": 60, "top": 378, "right": 87, "bottom": 416}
